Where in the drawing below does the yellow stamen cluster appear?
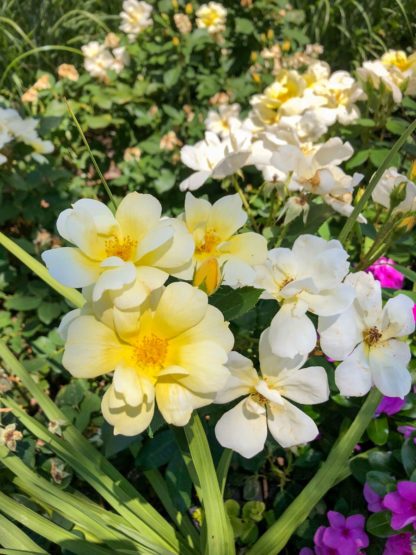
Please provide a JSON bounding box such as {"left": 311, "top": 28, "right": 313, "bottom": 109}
{"left": 363, "top": 326, "right": 382, "bottom": 346}
{"left": 196, "top": 229, "right": 221, "bottom": 255}
{"left": 133, "top": 334, "right": 168, "bottom": 371}
{"left": 251, "top": 392, "right": 267, "bottom": 406}
{"left": 105, "top": 235, "right": 137, "bottom": 261}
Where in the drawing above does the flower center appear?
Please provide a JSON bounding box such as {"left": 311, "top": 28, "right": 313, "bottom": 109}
{"left": 250, "top": 392, "right": 267, "bottom": 406}
{"left": 105, "top": 235, "right": 137, "bottom": 261}
{"left": 363, "top": 326, "right": 382, "bottom": 346}
{"left": 196, "top": 229, "right": 221, "bottom": 257}
{"left": 133, "top": 334, "right": 168, "bottom": 372}
{"left": 201, "top": 10, "right": 219, "bottom": 27}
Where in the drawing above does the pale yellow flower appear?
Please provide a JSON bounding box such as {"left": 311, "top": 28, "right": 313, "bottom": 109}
{"left": 61, "top": 282, "right": 234, "bottom": 434}
{"left": 180, "top": 193, "right": 268, "bottom": 288}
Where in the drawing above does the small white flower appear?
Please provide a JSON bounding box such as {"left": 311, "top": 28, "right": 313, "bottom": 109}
{"left": 179, "top": 129, "right": 252, "bottom": 191}
{"left": 372, "top": 167, "right": 416, "bottom": 214}
{"left": 120, "top": 0, "right": 153, "bottom": 41}
{"left": 255, "top": 235, "right": 354, "bottom": 358}
{"left": 215, "top": 328, "right": 329, "bottom": 458}
{"left": 0, "top": 424, "right": 23, "bottom": 451}
{"left": 205, "top": 103, "right": 241, "bottom": 138}
{"left": 196, "top": 2, "right": 227, "bottom": 35}
{"left": 319, "top": 272, "right": 415, "bottom": 398}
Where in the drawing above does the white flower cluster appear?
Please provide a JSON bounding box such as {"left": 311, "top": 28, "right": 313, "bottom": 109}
{"left": 42, "top": 190, "right": 414, "bottom": 458}
{"left": 0, "top": 107, "right": 54, "bottom": 166}
{"left": 196, "top": 2, "right": 227, "bottom": 36}
{"left": 119, "top": 0, "right": 153, "bottom": 42}
{"left": 358, "top": 49, "right": 416, "bottom": 104}
{"left": 82, "top": 37, "right": 130, "bottom": 82}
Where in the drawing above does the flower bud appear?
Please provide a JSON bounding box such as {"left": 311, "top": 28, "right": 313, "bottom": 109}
{"left": 193, "top": 258, "right": 221, "bottom": 295}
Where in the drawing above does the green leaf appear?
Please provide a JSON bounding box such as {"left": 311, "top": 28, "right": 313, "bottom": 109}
{"left": 163, "top": 67, "right": 181, "bottom": 87}
{"left": 386, "top": 117, "right": 409, "bottom": 135}
{"left": 84, "top": 114, "right": 113, "bottom": 129}
{"left": 366, "top": 470, "right": 395, "bottom": 496}
{"left": 366, "top": 511, "right": 395, "bottom": 538}
{"left": 0, "top": 513, "right": 47, "bottom": 553}
{"left": 401, "top": 438, "right": 416, "bottom": 476}
{"left": 5, "top": 295, "right": 41, "bottom": 311}
{"left": 136, "top": 430, "right": 177, "bottom": 469}
{"left": 354, "top": 118, "right": 375, "bottom": 127}
{"left": 235, "top": 17, "right": 255, "bottom": 34}
{"left": 345, "top": 149, "right": 370, "bottom": 170}
{"left": 37, "top": 301, "right": 62, "bottom": 324}
{"left": 184, "top": 414, "right": 234, "bottom": 555}
{"left": 209, "top": 286, "right": 262, "bottom": 321}
{"left": 392, "top": 263, "right": 416, "bottom": 283}
{"left": 154, "top": 170, "right": 176, "bottom": 194}
{"left": 367, "top": 416, "right": 389, "bottom": 446}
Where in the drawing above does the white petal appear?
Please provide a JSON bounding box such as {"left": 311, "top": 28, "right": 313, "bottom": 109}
{"left": 216, "top": 352, "right": 258, "bottom": 403}
{"left": 135, "top": 222, "right": 174, "bottom": 262}
{"left": 267, "top": 400, "right": 319, "bottom": 448}
{"left": 42, "top": 247, "right": 101, "bottom": 288}
{"left": 259, "top": 327, "right": 306, "bottom": 377}
{"left": 369, "top": 339, "right": 412, "bottom": 397}
{"left": 179, "top": 170, "right": 212, "bottom": 192}
{"left": 335, "top": 344, "right": 372, "bottom": 397}
{"left": 153, "top": 218, "right": 195, "bottom": 273}
{"left": 301, "top": 283, "right": 355, "bottom": 316}
{"left": 71, "top": 199, "right": 117, "bottom": 234}
{"left": 382, "top": 294, "right": 416, "bottom": 339}
{"left": 156, "top": 382, "right": 202, "bottom": 426}
{"left": 92, "top": 261, "right": 137, "bottom": 302}
{"left": 221, "top": 259, "right": 256, "bottom": 288}
{"left": 269, "top": 304, "right": 317, "bottom": 358}
{"left": 276, "top": 366, "right": 329, "bottom": 405}
{"left": 318, "top": 306, "right": 363, "bottom": 360}
{"left": 215, "top": 398, "right": 268, "bottom": 458}
{"left": 58, "top": 309, "right": 82, "bottom": 341}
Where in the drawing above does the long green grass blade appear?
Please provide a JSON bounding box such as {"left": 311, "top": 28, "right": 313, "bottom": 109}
{"left": 247, "top": 389, "right": 381, "bottom": 555}
{"left": 216, "top": 448, "right": 232, "bottom": 496}
{"left": 0, "top": 233, "right": 84, "bottom": 308}
{"left": 184, "top": 414, "right": 234, "bottom": 555}
{"left": 338, "top": 118, "right": 416, "bottom": 244}
{"left": 0, "top": 17, "right": 36, "bottom": 48}
{"left": 0, "top": 492, "right": 114, "bottom": 555}
{"left": 0, "top": 45, "right": 82, "bottom": 88}
{"left": 0, "top": 513, "right": 46, "bottom": 553}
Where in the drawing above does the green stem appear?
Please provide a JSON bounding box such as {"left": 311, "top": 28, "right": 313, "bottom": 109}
{"left": 64, "top": 98, "right": 117, "bottom": 211}
{"left": 184, "top": 414, "right": 235, "bottom": 555}
{"left": 232, "top": 176, "right": 259, "bottom": 232}
{"left": 248, "top": 389, "right": 381, "bottom": 555}
{"left": 338, "top": 118, "right": 416, "bottom": 245}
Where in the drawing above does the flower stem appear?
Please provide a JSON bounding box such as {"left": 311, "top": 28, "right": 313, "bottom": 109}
{"left": 247, "top": 389, "right": 381, "bottom": 555}
{"left": 232, "top": 175, "right": 259, "bottom": 232}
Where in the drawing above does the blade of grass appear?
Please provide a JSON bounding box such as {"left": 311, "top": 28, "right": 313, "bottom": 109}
{"left": 0, "top": 492, "right": 114, "bottom": 555}
{"left": 0, "top": 233, "right": 84, "bottom": 308}
{"left": 338, "top": 119, "right": 416, "bottom": 244}
{"left": 64, "top": 98, "right": 117, "bottom": 210}
{"left": 50, "top": 9, "right": 111, "bottom": 35}
{"left": 0, "top": 513, "right": 47, "bottom": 554}
{"left": 0, "top": 45, "right": 82, "bottom": 89}
{"left": 184, "top": 414, "right": 235, "bottom": 555}
{"left": 247, "top": 389, "right": 381, "bottom": 555}
{"left": 216, "top": 448, "right": 232, "bottom": 496}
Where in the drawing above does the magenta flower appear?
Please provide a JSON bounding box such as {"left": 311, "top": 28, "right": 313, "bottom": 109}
{"left": 375, "top": 396, "right": 406, "bottom": 416}
{"left": 383, "top": 533, "right": 413, "bottom": 555}
{"left": 366, "top": 257, "right": 404, "bottom": 289}
{"left": 383, "top": 482, "right": 416, "bottom": 530}
{"left": 364, "top": 483, "right": 384, "bottom": 512}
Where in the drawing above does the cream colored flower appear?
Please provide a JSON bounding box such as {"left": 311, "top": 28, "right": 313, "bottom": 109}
{"left": 205, "top": 103, "right": 241, "bottom": 138}
{"left": 160, "top": 131, "right": 182, "bottom": 151}
{"left": 179, "top": 193, "right": 268, "bottom": 288}
{"left": 57, "top": 64, "right": 79, "bottom": 81}
{"left": 174, "top": 13, "right": 192, "bottom": 34}
{"left": 123, "top": 146, "right": 142, "bottom": 161}
{"left": 42, "top": 193, "right": 194, "bottom": 307}
{"left": 120, "top": 0, "right": 153, "bottom": 42}
{"left": 215, "top": 328, "right": 329, "bottom": 458}
{"left": 21, "top": 75, "right": 51, "bottom": 103}
{"left": 61, "top": 282, "right": 234, "bottom": 434}
{"left": 372, "top": 167, "right": 416, "bottom": 213}
{"left": 82, "top": 41, "right": 114, "bottom": 81}
{"left": 196, "top": 2, "right": 227, "bottom": 35}
{"left": 104, "top": 32, "right": 121, "bottom": 49}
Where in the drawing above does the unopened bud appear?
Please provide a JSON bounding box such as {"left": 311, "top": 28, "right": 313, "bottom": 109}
{"left": 193, "top": 258, "right": 221, "bottom": 295}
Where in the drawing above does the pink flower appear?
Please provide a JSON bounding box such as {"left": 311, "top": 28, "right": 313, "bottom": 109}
{"left": 364, "top": 483, "right": 384, "bottom": 513}
{"left": 383, "top": 481, "right": 416, "bottom": 530}
{"left": 366, "top": 257, "right": 404, "bottom": 289}
{"left": 383, "top": 533, "right": 413, "bottom": 555}
{"left": 375, "top": 396, "right": 406, "bottom": 416}
{"left": 302, "top": 511, "right": 369, "bottom": 555}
